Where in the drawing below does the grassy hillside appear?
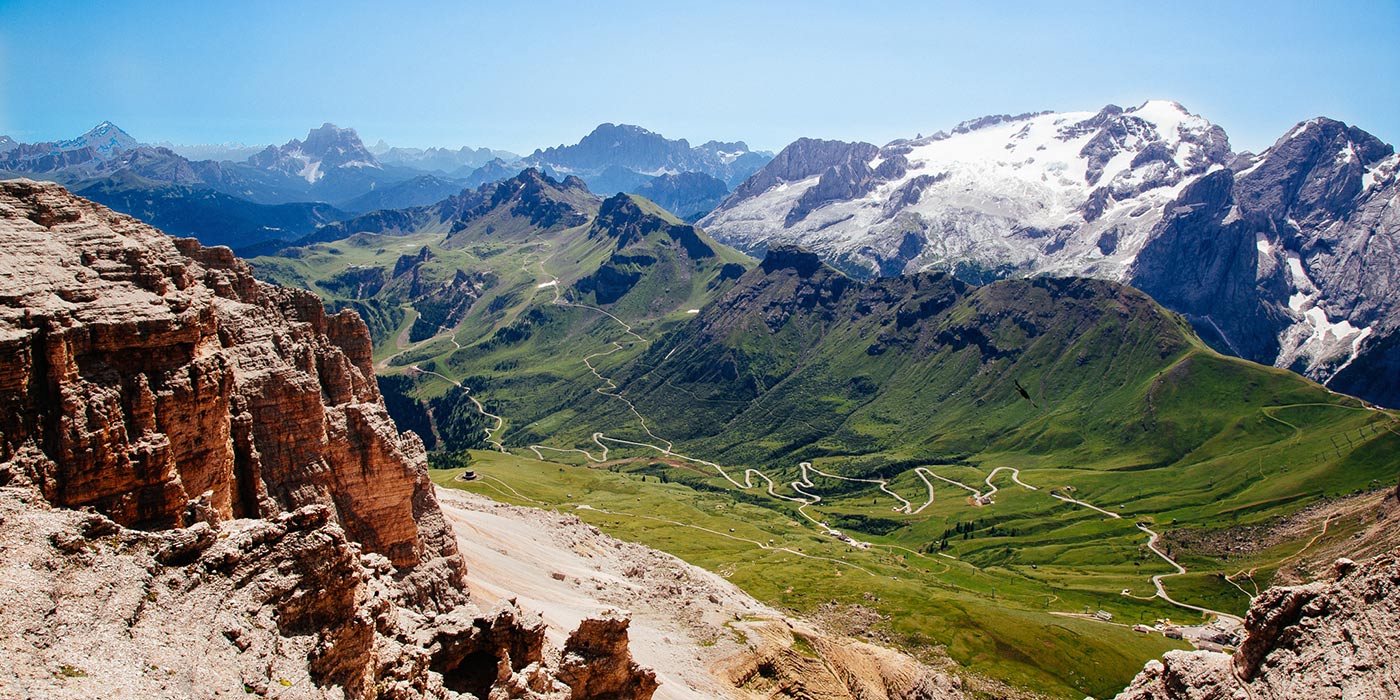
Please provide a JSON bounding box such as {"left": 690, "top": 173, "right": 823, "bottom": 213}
{"left": 250, "top": 171, "right": 754, "bottom": 453}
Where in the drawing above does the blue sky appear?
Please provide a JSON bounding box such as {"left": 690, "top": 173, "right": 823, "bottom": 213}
{"left": 2, "top": 0, "right": 1397, "bottom": 154}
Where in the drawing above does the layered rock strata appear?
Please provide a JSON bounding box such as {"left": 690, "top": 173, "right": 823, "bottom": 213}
{"left": 0, "top": 177, "right": 461, "bottom": 597}
{"left": 0, "top": 179, "right": 657, "bottom": 699}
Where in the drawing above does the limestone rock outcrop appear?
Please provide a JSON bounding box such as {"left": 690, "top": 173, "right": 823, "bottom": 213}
{"left": 721, "top": 619, "right": 966, "bottom": 700}
{"left": 557, "top": 615, "right": 658, "bottom": 700}
{"left": 0, "top": 180, "right": 657, "bottom": 700}
{"left": 1115, "top": 548, "right": 1400, "bottom": 700}
{"left": 0, "top": 486, "right": 655, "bottom": 700}
{"left": 0, "top": 177, "right": 463, "bottom": 602}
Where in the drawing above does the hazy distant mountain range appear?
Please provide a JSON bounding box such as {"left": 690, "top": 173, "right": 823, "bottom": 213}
{"left": 369, "top": 140, "right": 519, "bottom": 174}
{"left": 3, "top": 104, "right": 1396, "bottom": 407}
{"left": 0, "top": 120, "right": 772, "bottom": 244}
{"left": 524, "top": 122, "right": 773, "bottom": 190}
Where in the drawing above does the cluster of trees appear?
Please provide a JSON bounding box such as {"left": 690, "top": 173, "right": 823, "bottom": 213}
{"left": 923, "top": 519, "right": 1022, "bottom": 553}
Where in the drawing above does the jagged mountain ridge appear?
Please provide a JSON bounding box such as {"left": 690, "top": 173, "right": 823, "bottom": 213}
{"left": 558, "top": 243, "right": 1391, "bottom": 505}
{"left": 0, "top": 121, "right": 773, "bottom": 244}
{"left": 248, "top": 122, "right": 382, "bottom": 184}
{"left": 701, "top": 103, "right": 1400, "bottom": 407}
{"left": 575, "top": 243, "right": 1206, "bottom": 466}
{"left": 0, "top": 121, "right": 140, "bottom": 173}
{"left": 1133, "top": 118, "right": 1399, "bottom": 403}
{"left": 371, "top": 140, "right": 520, "bottom": 174}
{"left": 633, "top": 171, "right": 730, "bottom": 221}
{"left": 250, "top": 169, "right": 755, "bottom": 455}
{"left": 527, "top": 122, "right": 773, "bottom": 190}
{"left": 299, "top": 167, "right": 596, "bottom": 249}
{"left": 1, "top": 122, "right": 429, "bottom": 208}
{"left": 702, "top": 101, "right": 1231, "bottom": 279}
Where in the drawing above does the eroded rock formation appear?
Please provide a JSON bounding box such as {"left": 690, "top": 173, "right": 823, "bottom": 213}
{"left": 0, "top": 179, "right": 656, "bottom": 699}
{"left": 1116, "top": 548, "right": 1400, "bottom": 700}
{"left": 0, "top": 177, "right": 462, "bottom": 597}
{"left": 721, "top": 620, "right": 966, "bottom": 700}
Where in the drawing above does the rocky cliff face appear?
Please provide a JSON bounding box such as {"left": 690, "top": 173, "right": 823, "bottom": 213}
{"left": 702, "top": 101, "right": 1231, "bottom": 280}
{"left": 1116, "top": 548, "right": 1400, "bottom": 700}
{"left": 632, "top": 171, "right": 729, "bottom": 220}
{"left": 248, "top": 123, "right": 382, "bottom": 184}
{"left": 0, "top": 121, "right": 140, "bottom": 175}
{"left": 0, "top": 179, "right": 658, "bottom": 699}
{"left": 1131, "top": 117, "right": 1400, "bottom": 406}
{"left": 723, "top": 137, "right": 880, "bottom": 206}
{"left": 0, "top": 178, "right": 456, "bottom": 584}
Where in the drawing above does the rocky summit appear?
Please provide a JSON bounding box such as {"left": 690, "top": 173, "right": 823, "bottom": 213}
{"left": 0, "top": 179, "right": 658, "bottom": 699}
{"left": 248, "top": 123, "right": 382, "bottom": 184}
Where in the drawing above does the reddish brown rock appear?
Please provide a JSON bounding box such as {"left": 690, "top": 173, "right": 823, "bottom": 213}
{"left": 0, "top": 180, "right": 664, "bottom": 700}
{"left": 0, "top": 178, "right": 463, "bottom": 605}
{"left": 558, "top": 614, "right": 659, "bottom": 700}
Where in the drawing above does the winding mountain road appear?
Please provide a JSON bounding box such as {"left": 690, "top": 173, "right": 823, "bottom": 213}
{"left": 1048, "top": 490, "right": 1121, "bottom": 519}
{"left": 410, "top": 365, "right": 506, "bottom": 452}
{"left": 454, "top": 257, "right": 1241, "bottom": 624}
{"left": 1137, "top": 523, "right": 1244, "bottom": 625}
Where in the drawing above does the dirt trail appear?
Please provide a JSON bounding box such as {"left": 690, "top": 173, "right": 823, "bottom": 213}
{"left": 470, "top": 255, "right": 1244, "bottom": 628}
{"left": 410, "top": 365, "right": 506, "bottom": 452}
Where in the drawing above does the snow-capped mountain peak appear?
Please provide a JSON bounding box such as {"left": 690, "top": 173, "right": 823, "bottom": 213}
{"left": 702, "top": 103, "right": 1400, "bottom": 408}
{"left": 52, "top": 121, "right": 140, "bottom": 160}
{"left": 247, "top": 123, "right": 381, "bottom": 183}
{"left": 702, "top": 101, "right": 1231, "bottom": 280}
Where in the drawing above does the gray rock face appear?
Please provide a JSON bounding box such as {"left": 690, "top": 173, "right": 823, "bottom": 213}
{"left": 247, "top": 122, "right": 382, "bottom": 183}
{"left": 0, "top": 122, "right": 142, "bottom": 175}
{"left": 726, "top": 138, "right": 880, "bottom": 205}
{"left": 0, "top": 124, "right": 415, "bottom": 236}
{"left": 1129, "top": 169, "right": 1286, "bottom": 363}
{"left": 633, "top": 171, "right": 729, "bottom": 220}
{"left": 787, "top": 153, "right": 909, "bottom": 226}
{"left": 1131, "top": 117, "right": 1400, "bottom": 406}
{"left": 703, "top": 101, "right": 1230, "bottom": 283}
